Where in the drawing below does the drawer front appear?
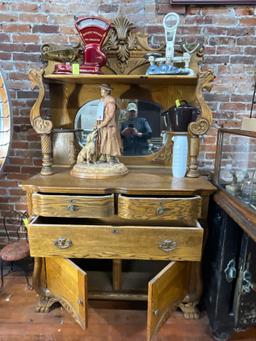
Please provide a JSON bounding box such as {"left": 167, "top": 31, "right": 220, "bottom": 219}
{"left": 118, "top": 195, "right": 201, "bottom": 226}
{"left": 32, "top": 193, "right": 114, "bottom": 218}
{"left": 28, "top": 220, "right": 203, "bottom": 261}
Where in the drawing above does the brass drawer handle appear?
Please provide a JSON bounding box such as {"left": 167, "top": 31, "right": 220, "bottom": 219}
{"left": 67, "top": 204, "right": 80, "bottom": 211}
{"left": 54, "top": 237, "right": 73, "bottom": 249}
{"left": 157, "top": 207, "right": 165, "bottom": 215}
{"left": 112, "top": 228, "right": 120, "bottom": 234}
{"left": 159, "top": 240, "right": 176, "bottom": 252}
{"left": 67, "top": 200, "right": 80, "bottom": 212}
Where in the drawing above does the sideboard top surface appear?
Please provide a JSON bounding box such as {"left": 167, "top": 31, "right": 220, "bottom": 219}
{"left": 21, "top": 167, "right": 216, "bottom": 195}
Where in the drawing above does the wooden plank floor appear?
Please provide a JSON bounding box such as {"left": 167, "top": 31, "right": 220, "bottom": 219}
{"left": 0, "top": 276, "right": 255, "bottom": 341}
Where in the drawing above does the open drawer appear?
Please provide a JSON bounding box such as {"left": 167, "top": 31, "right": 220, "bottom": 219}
{"left": 32, "top": 193, "right": 114, "bottom": 218}
{"left": 44, "top": 257, "right": 189, "bottom": 341}
{"left": 118, "top": 194, "right": 202, "bottom": 226}
{"left": 28, "top": 217, "right": 204, "bottom": 261}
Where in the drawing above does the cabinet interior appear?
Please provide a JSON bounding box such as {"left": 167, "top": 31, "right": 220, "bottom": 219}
{"left": 72, "top": 258, "right": 169, "bottom": 299}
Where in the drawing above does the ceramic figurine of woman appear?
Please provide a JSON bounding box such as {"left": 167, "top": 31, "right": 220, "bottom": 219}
{"left": 96, "top": 83, "right": 122, "bottom": 163}
{"left": 71, "top": 83, "right": 128, "bottom": 178}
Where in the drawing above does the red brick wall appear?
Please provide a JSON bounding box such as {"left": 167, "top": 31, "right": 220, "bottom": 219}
{"left": 0, "top": 1, "right": 255, "bottom": 230}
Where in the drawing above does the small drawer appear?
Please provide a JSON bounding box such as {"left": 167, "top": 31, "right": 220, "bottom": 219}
{"left": 118, "top": 195, "right": 201, "bottom": 226}
{"left": 28, "top": 217, "right": 203, "bottom": 261}
{"left": 32, "top": 193, "right": 114, "bottom": 218}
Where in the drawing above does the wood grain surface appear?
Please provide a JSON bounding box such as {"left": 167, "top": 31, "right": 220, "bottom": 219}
{"left": 45, "top": 257, "right": 87, "bottom": 329}
{"left": 21, "top": 167, "right": 216, "bottom": 195}
{"left": 28, "top": 221, "right": 203, "bottom": 261}
{"left": 147, "top": 261, "right": 188, "bottom": 340}
{"left": 32, "top": 193, "right": 114, "bottom": 218}
{"left": 118, "top": 195, "right": 201, "bottom": 225}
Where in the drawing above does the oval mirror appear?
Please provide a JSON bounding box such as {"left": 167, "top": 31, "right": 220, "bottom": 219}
{"left": 0, "top": 69, "right": 12, "bottom": 172}
{"left": 74, "top": 98, "right": 166, "bottom": 156}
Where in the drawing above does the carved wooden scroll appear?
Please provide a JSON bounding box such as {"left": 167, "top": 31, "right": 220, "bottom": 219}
{"left": 28, "top": 69, "right": 53, "bottom": 175}
{"left": 187, "top": 69, "right": 215, "bottom": 177}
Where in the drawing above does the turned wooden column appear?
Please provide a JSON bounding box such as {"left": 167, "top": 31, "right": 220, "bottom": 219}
{"left": 28, "top": 69, "right": 53, "bottom": 175}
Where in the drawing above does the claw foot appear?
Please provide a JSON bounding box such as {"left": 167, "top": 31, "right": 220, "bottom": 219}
{"left": 178, "top": 301, "right": 200, "bottom": 319}
{"left": 35, "top": 296, "right": 59, "bottom": 313}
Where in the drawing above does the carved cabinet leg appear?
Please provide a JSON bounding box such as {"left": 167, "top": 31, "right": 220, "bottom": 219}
{"left": 179, "top": 301, "right": 200, "bottom": 320}
{"left": 36, "top": 292, "right": 59, "bottom": 313}
{"left": 32, "top": 257, "right": 43, "bottom": 292}
{"left": 179, "top": 262, "right": 202, "bottom": 319}
{"left": 32, "top": 257, "right": 59, "bottom": 313}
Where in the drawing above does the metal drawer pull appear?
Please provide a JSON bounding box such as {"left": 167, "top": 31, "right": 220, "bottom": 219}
{"left": 68, "top": 204, "right": 79, "bottom": 211}
{"left": 112, "top": 228, "right": 120, "bottom": 234}
{"left": 54, "top": 237, "right": 73, "bottom": 249}
{"left": 67, "top": 203, "right": 80, "bottom": 211}
{"left": 157, "top": 206, "right": 165, "bottom": 215}
{"left": 159, "top": 240, "right": 176, "bottom": 252}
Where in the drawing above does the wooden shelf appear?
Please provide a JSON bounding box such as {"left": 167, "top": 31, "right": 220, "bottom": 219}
{"left": 44, "top": 73, "right": 198, "bottom": 86}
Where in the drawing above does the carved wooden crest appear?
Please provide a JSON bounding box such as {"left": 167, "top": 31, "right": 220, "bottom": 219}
{"left": 104, "top": 17, "right": 137, "bottom": 65}
{"left": 40, "top": 16, "right": 204, "bottom": 76}
{"left": 102, "top": 16, "right": 164, "bottom": 74}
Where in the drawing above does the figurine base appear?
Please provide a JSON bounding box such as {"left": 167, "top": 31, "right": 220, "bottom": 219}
{"left": 70, "top": 161, "right": 128, "bottom": 179}
{"left": 54, "top": 64, "right": 102, "bottom": 74}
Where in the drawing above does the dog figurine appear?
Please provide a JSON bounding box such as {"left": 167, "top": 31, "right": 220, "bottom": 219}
{"left": 77, "top": 129, "right": 97, "bottom": 165}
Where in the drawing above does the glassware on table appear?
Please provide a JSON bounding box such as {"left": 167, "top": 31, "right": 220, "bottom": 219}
{"left": 240, "top": 172, "right": 253, "bottom": 204}
{"left": 249, "top": 170, "right": 256, "bottom": 209}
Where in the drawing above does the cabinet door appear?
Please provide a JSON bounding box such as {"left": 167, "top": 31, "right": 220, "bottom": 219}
{"left": 203, "top": 202, "right": 242, "bottom": 339}
{"left": 147, "top": 261, "right": 188, "bottom": 341}
{"left": 45, "top": 257, "right": 88, "bottom": 329}
{"left": 234, "top": 234, "right": 256, "bottom": 329}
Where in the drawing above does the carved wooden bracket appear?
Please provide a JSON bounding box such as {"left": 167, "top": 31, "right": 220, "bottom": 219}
{"left": 28, "top": 69, "right": 53, "bottom": 175}
{"left": 28, "top": 69, "right": 52, "bottom": 134}
{"left": 195, "top": 69, "right": 215, "bottom": 127}
{"left": 187, "top": 68, "right": 215, "bottom": 178}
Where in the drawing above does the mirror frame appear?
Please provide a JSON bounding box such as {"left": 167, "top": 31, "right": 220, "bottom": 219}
{"left": 74, "top": 98, "right": 165, "bottom": 154}
{"left": 0, "top": 69, "right": 12, "bottom": 173}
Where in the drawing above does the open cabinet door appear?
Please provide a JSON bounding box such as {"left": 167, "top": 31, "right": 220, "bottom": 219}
{"left": 45, "top": 257, "right": 88, "bottom": 329}
{"left": 147, "top": 261, "right": 188, "bottom": 341}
